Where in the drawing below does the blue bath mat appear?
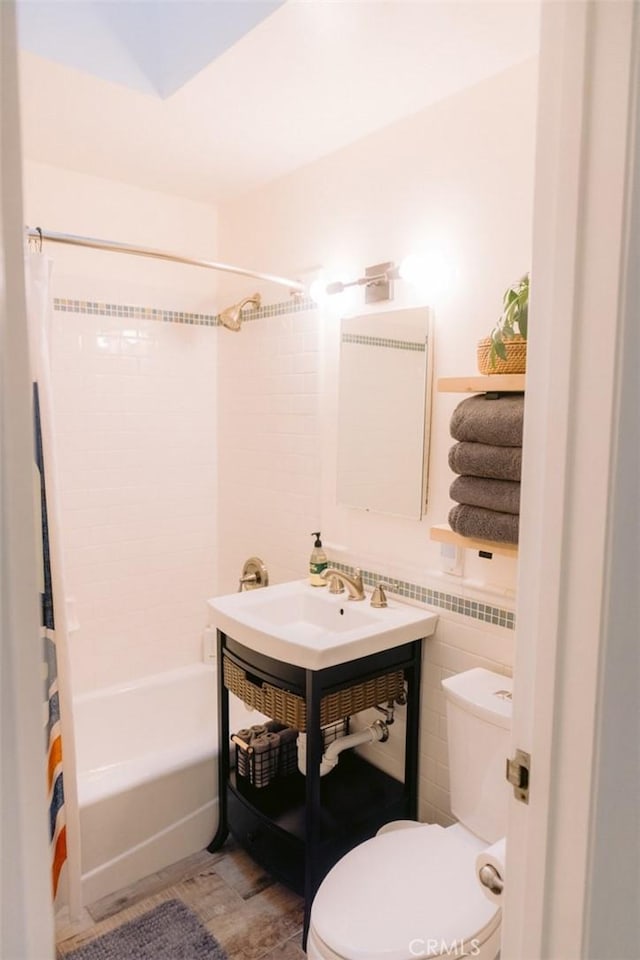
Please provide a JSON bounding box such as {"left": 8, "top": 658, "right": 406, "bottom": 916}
{"left": 62, "top": 899, "right": 227, "bottom": 960}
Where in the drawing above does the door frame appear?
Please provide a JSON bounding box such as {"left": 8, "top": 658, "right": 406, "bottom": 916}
{"left": 503, "top": 3, "right": 640, "bottom": 958}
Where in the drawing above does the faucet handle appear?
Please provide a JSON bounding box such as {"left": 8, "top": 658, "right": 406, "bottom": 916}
{"left": 327, "top": 574, "right": 345, "bottom": 594}
{"left": 370, "top": 583, "right": 388, "bottom": 608}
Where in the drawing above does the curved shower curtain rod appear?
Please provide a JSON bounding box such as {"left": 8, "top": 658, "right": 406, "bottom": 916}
{"left": 25, "top": 227, "right": 305, "bottom": 294}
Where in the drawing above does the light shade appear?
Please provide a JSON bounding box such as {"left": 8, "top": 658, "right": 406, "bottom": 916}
{"left": 398, "top": 253, "right": 427, "bottom": 284}
{"left": 400, "top": 252, "right": 456, "bottom": 301}
{"left": 309, "top": 277, "right": 328, "bottom": 305}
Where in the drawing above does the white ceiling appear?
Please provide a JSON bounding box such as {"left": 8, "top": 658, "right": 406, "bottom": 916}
{"left": 17, "top": 1, "right": 540, "bottom": 205}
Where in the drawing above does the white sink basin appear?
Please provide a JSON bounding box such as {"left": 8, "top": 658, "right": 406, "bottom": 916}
{"left": 207, "top": 579, "right": 438, "bottom": 670}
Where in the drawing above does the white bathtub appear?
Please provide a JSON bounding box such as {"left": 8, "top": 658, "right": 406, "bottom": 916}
{"left": 73, "top": 663, "right": 220, "bottom": 905}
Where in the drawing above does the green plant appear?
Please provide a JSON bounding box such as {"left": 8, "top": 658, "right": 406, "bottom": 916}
{"left": 489, "top": 273, "right": 529, "bottom": 368}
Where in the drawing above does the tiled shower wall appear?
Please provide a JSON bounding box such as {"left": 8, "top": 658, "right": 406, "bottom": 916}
{"left": 51, "top": 306, "right": 218, "bottom": 693}
{"left": 24, "top": 161, "right": 222, "bottom": 695}
{"left": 215, "top": 305, "right": 322, "bottom": 593}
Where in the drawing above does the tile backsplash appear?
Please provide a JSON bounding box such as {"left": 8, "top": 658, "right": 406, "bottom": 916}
{"left": 331, "top": 561, "right": 515, "bottom": 630}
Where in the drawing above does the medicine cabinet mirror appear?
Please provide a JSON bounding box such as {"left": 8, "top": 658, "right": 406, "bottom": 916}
{"left": 336, "top": 306, "right": 433, "bottom": 519}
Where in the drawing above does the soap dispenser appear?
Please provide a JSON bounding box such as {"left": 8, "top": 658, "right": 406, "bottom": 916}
{"left": 309, "top": 532, "right": 328, "bottom": 586}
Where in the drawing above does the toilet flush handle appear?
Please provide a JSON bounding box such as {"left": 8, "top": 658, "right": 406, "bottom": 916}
{"left": 478, "top": 864, "right": 504, "bottom": 896}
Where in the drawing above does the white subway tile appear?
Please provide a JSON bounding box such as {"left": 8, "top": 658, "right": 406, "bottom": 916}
{"left": 422, "top": 707, "right": 440, "bottom": 736}
{"left": 435, "top": 762, "right": 450, "bottom": 791}
{"left": 431, "top": 808, "right": 456, "bottom": 829}
{"left": 425, "top": 734, "right": 448, "bottom": 766}
{"left": 418, "top": 798, "right": 436, "bottom": 824}
{"left": 421, "top": 776, "right": 451, "bottom": 815}
{"left": 434, "top": 615, "right": 516, "bottom": 668}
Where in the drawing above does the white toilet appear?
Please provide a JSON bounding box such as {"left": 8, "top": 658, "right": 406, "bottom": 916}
{"left": 307, "top": 667, "right": 512, "bottom": 960}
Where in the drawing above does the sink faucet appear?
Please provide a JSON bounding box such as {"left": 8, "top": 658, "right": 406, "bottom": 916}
{"left": 321, "top": 567, "right": 366, "bottom": 601}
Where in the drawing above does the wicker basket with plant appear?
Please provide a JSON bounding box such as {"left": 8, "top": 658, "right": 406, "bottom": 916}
{"left": 477, "top": 273, "right": 529, "bottom": 374}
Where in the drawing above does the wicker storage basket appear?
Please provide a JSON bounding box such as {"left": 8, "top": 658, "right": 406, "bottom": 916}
{"left": 223, "top": 655, "right": 404, "bottom": 732}
{"left": 477, "top": 335, "right": 527, "bottom": 375}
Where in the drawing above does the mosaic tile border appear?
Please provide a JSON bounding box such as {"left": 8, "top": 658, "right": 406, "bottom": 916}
{"left": 236, "top": 296, "right": 315, "bottom": 323}
{"left": 54, "top": 298, "right": 219, "bottom": 325}
{"left": 53, "top": 296, "right": 316, "bottom": 327}
{"left": 331, "top": 562, "right": 516, "bottom": 630}
{"left": 342, "top": 332, "right": 426, "bottom": 352}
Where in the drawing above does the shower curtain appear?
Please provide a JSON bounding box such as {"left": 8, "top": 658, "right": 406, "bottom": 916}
{"left": 26, "top": 248, "right": 82, "bottom": 916}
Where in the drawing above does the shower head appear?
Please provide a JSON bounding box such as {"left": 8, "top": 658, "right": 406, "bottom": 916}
{"left": 219, "top": 293, "right": 261, "bottom": 331}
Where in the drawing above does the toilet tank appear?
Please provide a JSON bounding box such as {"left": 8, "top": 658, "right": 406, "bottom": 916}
{"left": 442, "top": 668, "right": 512, "bottom": 844}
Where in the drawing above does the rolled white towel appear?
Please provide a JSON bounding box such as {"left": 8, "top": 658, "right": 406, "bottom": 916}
{"left": 476, "top": 837, "right": 506, "bottom": 906}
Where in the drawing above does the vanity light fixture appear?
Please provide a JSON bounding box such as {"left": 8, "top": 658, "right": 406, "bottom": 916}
{"left": 310, "top": 255, "right": 432, "bottom": 305}
{"left": 326, "top": 261, "right": 398, "bottom": 304}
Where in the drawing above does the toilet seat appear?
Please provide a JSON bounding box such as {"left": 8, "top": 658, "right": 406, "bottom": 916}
{"left": 310, "top": 825, "right": 500, "bottom": 960}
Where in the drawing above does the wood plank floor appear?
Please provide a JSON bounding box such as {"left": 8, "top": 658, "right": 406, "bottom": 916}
{"left": 55, "top": 840, "right": 306, "bottom": 959}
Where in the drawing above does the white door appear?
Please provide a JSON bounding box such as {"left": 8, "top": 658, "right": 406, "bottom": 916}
{"left": 502, "top": 4, "right": 640, "bottom": 959}
{"left": 1, "top": 2, "right": 56, "bottom": 957}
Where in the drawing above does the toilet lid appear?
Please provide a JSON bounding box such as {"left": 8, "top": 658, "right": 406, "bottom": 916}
{"left": 311, "top": 825, "right": 500, "bottom": 960}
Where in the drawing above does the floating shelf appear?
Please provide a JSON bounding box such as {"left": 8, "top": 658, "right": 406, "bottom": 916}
{"left": 438, "top": 374, "right": 525, "bottom": 393}
{"left": 430, "top": 523, "right": 519, "bottom": 559}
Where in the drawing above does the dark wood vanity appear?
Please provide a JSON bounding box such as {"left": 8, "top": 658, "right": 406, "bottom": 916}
{"left": 207, "top": 630, "right": 423, "bottom": 943}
